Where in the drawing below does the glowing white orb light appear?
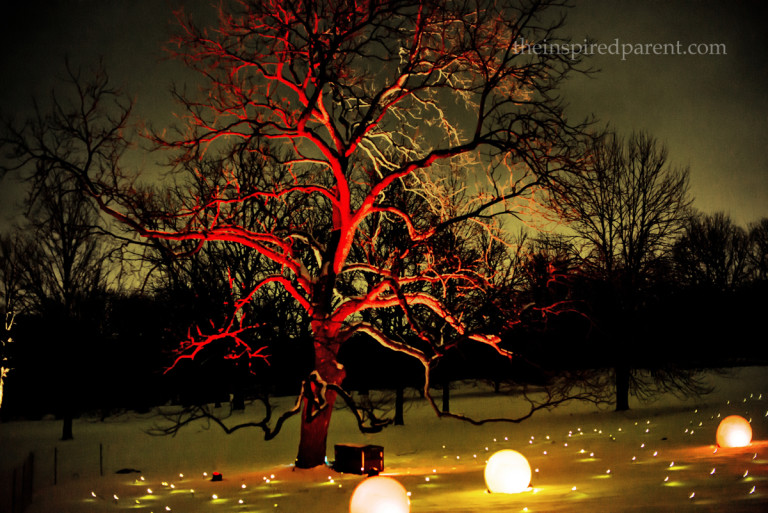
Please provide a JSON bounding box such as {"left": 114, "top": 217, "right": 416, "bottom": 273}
{"left": 716, "top": 415, "right": 752, "bottom": 448}
{"left": 349, "top": 476, "right": 410, "bottom": 513}
{"left": 484, "top": 449, "right": 532, "bottom": 494}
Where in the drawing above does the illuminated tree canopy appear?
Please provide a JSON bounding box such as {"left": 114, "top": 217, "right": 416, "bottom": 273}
{"left": 2, "top": 0, "right": 588, "bottom": 468}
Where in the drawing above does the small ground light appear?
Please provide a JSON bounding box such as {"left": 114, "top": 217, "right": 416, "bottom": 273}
{"left": 484, "top": 450, "right": 532, "bottom": 494}
{"left": 716, "top": 415, "right": 752, "bottom": 448}
{"left": 349, "top": 476, "right": 410, "bottom": 513}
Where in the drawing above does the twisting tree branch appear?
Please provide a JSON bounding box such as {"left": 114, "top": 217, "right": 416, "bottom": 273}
{"left": 3, "top": 1, "right": 595, "bottom": 459}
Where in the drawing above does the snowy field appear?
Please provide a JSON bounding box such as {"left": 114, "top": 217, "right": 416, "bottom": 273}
{"left": 2, "top": 366, "right": 768, "bottom": 513}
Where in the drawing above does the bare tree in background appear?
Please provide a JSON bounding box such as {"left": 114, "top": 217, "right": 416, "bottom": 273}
{"left": 674, "top": 212, "right": 750, "bottom": 292}
{"left": 747, "top": 218, "right": 768, "bottom": 282}
{"left": 554, "top": 130, "right": 693, "bottom": 411}
{"left": 21, "top": 170, "right": 112, "bottom": 439}
{"left": 2, "top": 0, "right": 589, "bottom": 467}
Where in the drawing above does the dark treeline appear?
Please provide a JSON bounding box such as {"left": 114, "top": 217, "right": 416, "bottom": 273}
{"left": 1, "top": 207, "right": 766, "bottom": 425}
{"left": 510, "top": 213, "right": 768, "bottom": 376}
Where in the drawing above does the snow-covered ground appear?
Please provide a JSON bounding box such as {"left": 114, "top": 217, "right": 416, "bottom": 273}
{"left": 2, "top": 366, "right": 767, "bottom": 512}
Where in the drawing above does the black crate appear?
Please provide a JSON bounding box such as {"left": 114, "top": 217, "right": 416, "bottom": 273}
{"left": 333, "top": 444, "right": 384, "bottom": 475}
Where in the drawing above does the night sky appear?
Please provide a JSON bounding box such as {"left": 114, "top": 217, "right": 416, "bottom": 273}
{"left": 0, "top": 0, "right": 766, "bottom": 227}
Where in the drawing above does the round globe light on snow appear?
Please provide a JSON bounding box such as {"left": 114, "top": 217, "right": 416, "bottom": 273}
{"left": 349, "top": 475, "right": 410, "bottom": 513}
{"left": 716, "top": 415, "right": 752, "bottom": 448}
{"left": 484, "top": 449, "right": 532, "bottom": 494}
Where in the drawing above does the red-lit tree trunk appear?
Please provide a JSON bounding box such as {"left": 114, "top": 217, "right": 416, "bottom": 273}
{"left": 296, "top": 393, "right": 336, "bottom": 468}
{"left": 295, "top": 337, "right": 345, "bottom": 468}
{"left": 295, "top": 258, "right": 346, "bottom": 468}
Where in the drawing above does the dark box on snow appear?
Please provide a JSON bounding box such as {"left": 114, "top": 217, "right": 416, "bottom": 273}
{"left": 333, "top": 444, "right": 384, "bottom": 475}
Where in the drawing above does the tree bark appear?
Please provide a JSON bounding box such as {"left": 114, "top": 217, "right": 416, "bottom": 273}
{"left": 294, "top": 332, "right": 345, "bottom": 469}
{"left": 295, "top": 386, "right": 338, "bottom": 468}
{"left": 61, "top": 414, "right": 74, "bottom": 441}
{"left": 615, "top": 365, "right": 630, "bottom": 411}
{"left": 231, "top": 353, "right": 248, "bottom": 411}
{"left": 231, "top": 391, "right": 245, "bottom": 411}
{"left": 394, "top": 386, "right": 405, "bottom": 425}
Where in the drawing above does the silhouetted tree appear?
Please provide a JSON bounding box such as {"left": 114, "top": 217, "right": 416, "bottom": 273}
{"left": 670, "top": 213, "right": 767, "bottom": 364}
{"left": 18, "top": 169, "right": 111, "bottom": 439}
{"left": 0, "top": 233, "right": 26, "bottom": 316}
{"left": 674, "top": 212, "right": 750, "bottom": 292}
{"left": 554, "top": 130, "right": 694, "bottom": 411}
{"left": 747, "top": 218, "right": 768, "bottom": 282}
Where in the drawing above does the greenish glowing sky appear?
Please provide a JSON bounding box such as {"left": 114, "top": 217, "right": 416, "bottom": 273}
{"left": 1, "top": 0, "right": 765, "bottom": 226}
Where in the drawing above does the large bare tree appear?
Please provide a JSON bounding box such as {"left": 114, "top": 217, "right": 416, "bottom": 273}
{"left": 23, "top": 170, "right": 113, "bottom": 439}
{"left": 2, "top": 0, "right": 587, "bottom": 467}
{"left": 554, "top": 130, "right": 693, "bottom": 411}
